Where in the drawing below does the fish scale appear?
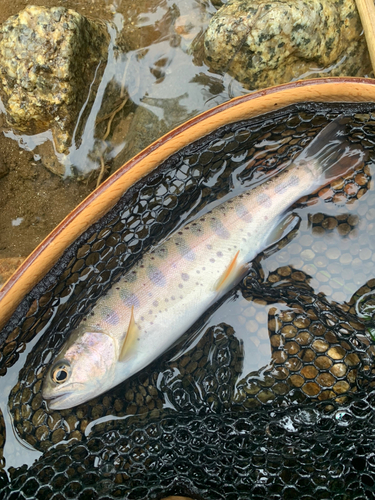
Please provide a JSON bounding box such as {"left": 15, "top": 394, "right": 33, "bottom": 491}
{"left": 42, "top": 118, "right": 364, "bottom": 409}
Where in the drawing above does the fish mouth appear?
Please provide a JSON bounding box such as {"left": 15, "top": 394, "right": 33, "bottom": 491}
{"left": 43, "top": 382, "right": 88, "bottom": 410}
{"left": 44, "top": 392, "right": 76, "bottom": 410}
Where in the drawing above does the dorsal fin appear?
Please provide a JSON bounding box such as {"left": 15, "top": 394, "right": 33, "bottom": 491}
{"left": 119, "top": 306, "right": 138, "bottom": 362}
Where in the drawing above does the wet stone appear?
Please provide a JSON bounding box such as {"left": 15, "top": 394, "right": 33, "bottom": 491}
{"left": 295, "top": 332, "right": 312, "bottom": 346}
{"left": 31, "top": 393, "right": 44, "bottom": 412}
{"left": 293, "top": 316, "right": 311, "bottom": 329}
{"left": 314, "top": 356, "right": 332, "bottom": 370}
{"left": 302, "top": 382, "right": 320, "bottom": 396}
{"left": 285, "top": 358, "right": 302, "bottom": 371}
{"left": 0, "top": 6, "right": 110, "bottom": 161}
{"left": 35, "top": 425, "right": 50, "bottom": 442}
{"left": 333, "top": 381, "right": 350, "bottom": 394}
{"left": 300, "top": 349, "right": 316, "bottom": 363}
{"left": 284, "top": 342, "right": 300, "bottom": 355}
{"left": 278, "top": 266, "right": 292, "bottom": 277}
{"left": 300, "top": 366, "right": 318, "bottom": 379}
{"left": 204, "top": 0, "right": 370, "bottom": 89}
{"left": 316, "top": 373, "right": 335, "bottom": 387}
{"left": 312, "top": 340, "right": 329, "bottom": 353}
{"left": 327, "top": 347, "right": 346, "bottom": 360}
{"left": 337, "top": 223, "right": 352, "bottom": 236}
{"left": 345, "top": 353, "right": 361, "bottom": 366}
{"left": 47, "top": 413, "right": 62, "bottom": 431}
{"left": 330, "top": 363, "right": 347, "bottom": 377}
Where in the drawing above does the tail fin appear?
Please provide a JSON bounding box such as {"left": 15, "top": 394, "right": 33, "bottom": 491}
{"left": 296, "top": 116, "right": 367, "bottom": 181}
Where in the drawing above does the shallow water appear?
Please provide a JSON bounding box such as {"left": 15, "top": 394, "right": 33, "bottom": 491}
{"left": 0, "top": 0, "right": 236, "bottom": 261}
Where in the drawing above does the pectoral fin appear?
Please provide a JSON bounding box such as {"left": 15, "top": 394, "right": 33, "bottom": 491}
{"left": 214, "top": 250, "right": 247, "bottom": 293}
{"left": 119, "top": 306, "right": 138, "bottom": 362}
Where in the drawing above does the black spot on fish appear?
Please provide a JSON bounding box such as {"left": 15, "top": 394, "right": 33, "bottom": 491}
{"left": 210, "top": 217, "right": 230, "bottom": 239}
{"left": 217, "top": 251, "right": 223, "bottom": 257}
{"left": 235, "top": 203, "right": 253, "bottom": 223}
{"left": 128, "top": 271, "right": 137, "bottom": 283}
{"left": 153, "top": 300, "right": 159, "bottom": 307}
{"left": 175, "top": 237, "right": 196, "bottom": 261}
{"left": 275, "top": 175, "right": 300, "bottom": 194}
{"left": 119, "top": 289, "right": 140, "bottom": 308}
{"left": 100, "top": 306, "right": 120, "bottom": 326}
{"left": 154, "top": 245, "right": 168, "bottom": 259}
{"left": 257, "top": 193, "right": 272, "bottom": 208}
{"left": 148, "top": 266, "right": 166, "bottom": 287}
{"left": 181, "top": 273, "right": 189, "bottom": 281}
{"left": 191, "top": 222, "right": 204, "bottom": 237}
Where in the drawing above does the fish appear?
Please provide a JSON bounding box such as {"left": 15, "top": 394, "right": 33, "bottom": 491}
{"left": 42, "top": 117, "right": 364, "bottom": 410}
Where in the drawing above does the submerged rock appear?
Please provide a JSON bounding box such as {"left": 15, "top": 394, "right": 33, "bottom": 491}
{"left": 0, "top": 6, "right": 110, "bottom": 160}
{"left": 204, "top": 0, "right": 372, "bottom": 89}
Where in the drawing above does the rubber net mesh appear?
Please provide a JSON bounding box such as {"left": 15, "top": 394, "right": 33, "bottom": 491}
{"left": 1, "top": 103, "right": 375, "bottom": 499}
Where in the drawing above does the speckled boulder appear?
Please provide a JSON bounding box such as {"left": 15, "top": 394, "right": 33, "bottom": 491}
{"left": 0, "top": 6, "right": 110, "bottom": 156}
{"left": 204, "top": 0, "right": 372, "bottom": 89}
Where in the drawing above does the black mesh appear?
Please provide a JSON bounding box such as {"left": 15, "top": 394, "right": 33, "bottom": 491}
{"left": 1, "top": 102, "right": 375, "bottom": 498}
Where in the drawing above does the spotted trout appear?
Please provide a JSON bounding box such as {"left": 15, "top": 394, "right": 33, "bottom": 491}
{"left": 43, "top": 118, "right": 363, "bottom": 409}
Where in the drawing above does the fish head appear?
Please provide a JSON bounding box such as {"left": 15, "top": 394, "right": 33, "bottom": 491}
{"left": 42, "top": 326, "right": 117, "bottom": 410}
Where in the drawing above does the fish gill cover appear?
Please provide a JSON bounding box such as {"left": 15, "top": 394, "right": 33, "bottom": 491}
{"left": 1, "top": 103, "right": 375, "bottom": 498}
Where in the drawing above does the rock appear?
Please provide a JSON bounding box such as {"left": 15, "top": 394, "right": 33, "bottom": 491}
{"left": 204, "top": 0, "right": 372, "bottom": 89}
{"left": 0, "top": 257, "right": 24, "bottom": 286}
{"left": 0, "top": 159, "right": 9, "bottom": 180}
{"left": 0, "top": 6, "right": 110, "bottom": 156}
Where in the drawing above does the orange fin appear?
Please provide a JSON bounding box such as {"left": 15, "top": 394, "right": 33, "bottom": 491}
{"left": 119, "top": 306, "right": 138, "bottom": 362}
{"left": 214, "top": 250, "right": 245, "bottom": 293}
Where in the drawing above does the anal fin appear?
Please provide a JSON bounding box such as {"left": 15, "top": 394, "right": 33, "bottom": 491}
{"left": 214, "top": 250, "right": 247, "bottom": 293}
{"left": 119, "top": 306, "right": 138, "bottom": 362}
{"left": 263, "top": 213, "right": 301, "bottom": 258}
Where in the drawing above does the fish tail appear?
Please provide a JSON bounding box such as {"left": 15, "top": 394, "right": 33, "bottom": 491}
{"left": 296, "top": 116, "right": 366, "bottom": 182}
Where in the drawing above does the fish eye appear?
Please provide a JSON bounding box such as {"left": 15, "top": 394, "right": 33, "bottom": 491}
{"left": 51, "top": 360, "right": 71, "bottom": 384}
